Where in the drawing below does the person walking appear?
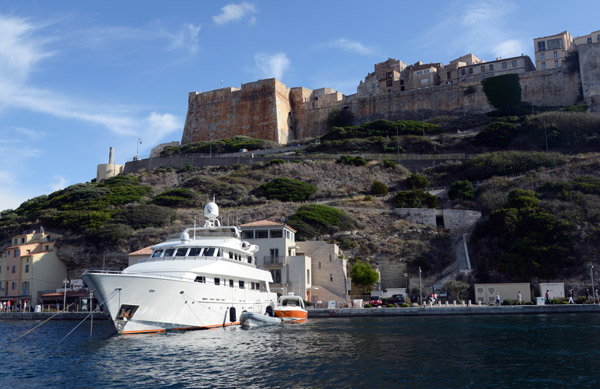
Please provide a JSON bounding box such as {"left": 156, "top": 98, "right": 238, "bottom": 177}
{"left": 496, "top": 293, "right": 501, "bottom": 306}
{"left": 595, "top": 290, "right": 599, "bottom": 304}
{"left": 586, "top": 289, "right": 591, "bottom": 303}
{"left": 517, "top": 291, "right": 522, "bottom": 305}
{"left": 568, "top": 290, "right": 575, "bottom": 304}
{"left": 545, "top": 290, "right": 550, "bottom": 304}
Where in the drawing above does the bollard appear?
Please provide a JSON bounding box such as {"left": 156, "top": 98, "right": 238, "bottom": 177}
{"left": 445, "top": 301, "right": 448, "bottom": 307}
{"left": 467, "top": 300, "right": 471, "bottom": 307}
{"left": 462, "top": 301, "right": 465, "bottom": 307}
{"left": 453, "top": 300, "right": 457, "bottom": 306}
{"left": 478, "top": 301, "right": 481, "bottom": 306}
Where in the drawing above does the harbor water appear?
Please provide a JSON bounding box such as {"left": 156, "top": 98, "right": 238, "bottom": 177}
{"left": 2, "top": 313, "right": 600, "bottom": 387}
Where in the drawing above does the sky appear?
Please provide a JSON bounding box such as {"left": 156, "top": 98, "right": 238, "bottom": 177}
{"left": 0, "top": 0, "right": 598, "bottom": 211}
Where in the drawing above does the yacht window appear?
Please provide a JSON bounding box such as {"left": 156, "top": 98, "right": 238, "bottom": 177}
{"left": 229, "top": 279, "right": 234, "bottom": 288}
{"left": 195, "top": 276, "right": 206, "bottom": 283}
{"left": 189, "top": 248, "right": 202, "bottom": 256}
{"left": 214, "top": 278, "right": 220, "bottom": 286}
{"left": 239, "top": 280, "right": 245, "bottom": 289}
{"left": 248, "top": 256, "right": 253, "bottom": 264}
{"left": 218, "top": 248, "right": 223, "bottom": 257}
{"left": 229, "top": 252, "right": 233, "bottom": 259}
{"left": 164, "top": 249, "right": 175, "bottom": 257}
{"left": 151, "top": 250, "right": 163, "bottom": 258}
{"left": 204, "top": 248, "right": 216, "bottom": 257}
{"left": 176, "top": 248, "right": 188, "bottom": 257}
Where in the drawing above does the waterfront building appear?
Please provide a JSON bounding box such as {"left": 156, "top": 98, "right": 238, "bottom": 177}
{"left": 240, "top": 220, "right": 312, "bottom": 300}
{"left": 0, "top": 229, "right": 66, "bottom": 307}
{"left": 533, "top": 29, "right": 600, "bottom": 71}
{"left": 475, "top": 283, "right": 531, "bottom": 305}
{"left": 128, "top": 246, "right": 153, "bottom": 267}
{"left": 296, "top": 241, "right": 350, "bottom": 306}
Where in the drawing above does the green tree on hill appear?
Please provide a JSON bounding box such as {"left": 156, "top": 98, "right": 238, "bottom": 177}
{"left": 350, "top": 260, "right": 379, "bottom": 294}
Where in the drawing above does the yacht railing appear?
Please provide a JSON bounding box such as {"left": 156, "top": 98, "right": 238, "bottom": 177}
{"left": 137, "top": 255, "right": 255, "bottom": 267}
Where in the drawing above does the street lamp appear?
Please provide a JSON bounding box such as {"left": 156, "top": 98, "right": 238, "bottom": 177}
{"left": 419, "top": 267, "right": 422, "bottom": 306}
{"left": 136, "top": 138, "right": 142, "bottom": 160}
{"left": 591, "top": 264, "right": 595, "bottom": 301}
{"left": 63, "top": 278, "right": 68, "bottom": 312}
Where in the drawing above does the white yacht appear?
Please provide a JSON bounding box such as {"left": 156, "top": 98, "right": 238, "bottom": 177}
{"left": 82, "top": 202, "right": 278, "bottom": 334}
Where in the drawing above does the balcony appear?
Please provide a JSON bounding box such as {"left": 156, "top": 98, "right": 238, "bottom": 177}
{"left": 263, "top": 256, "right": 286, "bottom": 265}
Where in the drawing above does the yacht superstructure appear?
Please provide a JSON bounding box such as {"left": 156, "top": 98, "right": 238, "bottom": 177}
{"left": 82, "top": 202, "right": 278, "bottom": 334}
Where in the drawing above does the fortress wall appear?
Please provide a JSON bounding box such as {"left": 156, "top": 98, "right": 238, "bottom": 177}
{"left": 519, "top": 68, "right": 581, "bottom": 107}
{"left": 182, "top": 78, "right": 281, "bottom": 144}
{"left": 274, "top": 79, "right": 293, "bottom": 144}
{"left": 578, "top": 43, "right": 600, "bottom": 111}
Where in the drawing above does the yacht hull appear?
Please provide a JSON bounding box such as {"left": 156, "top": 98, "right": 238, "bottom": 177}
{"left": 83, "top": 272, "right": 277, "bottom": 334}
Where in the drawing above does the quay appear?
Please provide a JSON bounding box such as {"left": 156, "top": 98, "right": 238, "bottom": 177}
{"left": 308, "top": 304, "right": 600, "bottom": 318}
{"left": 0, "top": 312, "right": 109, "bottom": 320}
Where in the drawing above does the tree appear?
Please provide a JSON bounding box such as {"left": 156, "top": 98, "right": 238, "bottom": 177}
{"left": 443, "top": 280, "right": 470, "bottom": 302}
{"left": 252, "top": 177, "right": 317, "bottom": 202}
{"left": 405, "top": 173, "right": 428, "bottom": 190}
{"left": 350, "top": 260, "right": 379, "bottom": 294}
{"left": 481, "top": 74, "right": 522, "bottom": 110}
{"left": 448, "top": 180, "right": 475, "bottom": 201}
{"left": 326, "top": 107, "right": 355, "bottom": 129}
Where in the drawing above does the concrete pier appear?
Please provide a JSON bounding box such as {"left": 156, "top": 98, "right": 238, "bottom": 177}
{"left": 0, "top": 312, "right": 109, "bottom": 320}
{"left": 308, "top": 304, "right": 600, "bottom": 318}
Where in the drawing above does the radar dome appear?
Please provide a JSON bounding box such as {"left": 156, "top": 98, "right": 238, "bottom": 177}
{"left": 204, "top": 202, "right": 219, "bottom": 219}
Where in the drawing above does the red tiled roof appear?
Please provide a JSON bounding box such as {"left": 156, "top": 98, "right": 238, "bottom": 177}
{"left": 240, "top": 219, "right": 296, "bottom": 232}
{"left": 129, "top": 245, "right": 154, "bottom": 256}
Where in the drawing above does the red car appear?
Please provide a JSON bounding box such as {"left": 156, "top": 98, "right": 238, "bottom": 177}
{"left": 369, "top": 296, "right": 383, "bottom": 307}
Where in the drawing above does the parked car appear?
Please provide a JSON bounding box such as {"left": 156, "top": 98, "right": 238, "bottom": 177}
{"left": 389, "top": 294, "right": 406, "bottom": 305}
{"left": 369, "top": 296, "right": 383, "bottom": 307}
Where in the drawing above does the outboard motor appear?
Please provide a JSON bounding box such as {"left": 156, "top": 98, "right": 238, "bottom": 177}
{"left": 265, "top": 305, "right": 274, "bottom": 317}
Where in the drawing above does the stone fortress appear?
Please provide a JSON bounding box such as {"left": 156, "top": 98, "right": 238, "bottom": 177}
{"left": 182, "top": 29, "right": 600, "bottom": 146}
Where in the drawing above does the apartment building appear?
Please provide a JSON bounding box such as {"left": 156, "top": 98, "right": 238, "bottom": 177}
{"left": 533, "top": 31, "right": 574, "bottom": 70}
{"left": 0, "top": 229, "right": 67, "bottom": 307}
{"left": 457, "top": 55, "right": 535, "bottom": 82}
{"left": 240, "top": 220, "right": 312, "bottom": 300}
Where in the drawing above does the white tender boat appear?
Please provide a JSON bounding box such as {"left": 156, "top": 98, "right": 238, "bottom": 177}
{"left": 82, "top": 202, "right": 278, "bottom": 335}
{"left": 239, "top": 310, "right": 282, "bottom": 328}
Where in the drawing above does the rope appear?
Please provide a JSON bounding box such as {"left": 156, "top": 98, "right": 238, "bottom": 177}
{"left": 58, "top": 288, "right": 120, "bottom": 344}
{"left": 13, "top": 303, "right": 75, "bottom": 342}
{"left": 181, "top": 292, "right": 204, "bottom": 324}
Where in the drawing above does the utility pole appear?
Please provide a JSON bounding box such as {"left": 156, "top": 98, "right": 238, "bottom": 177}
{"left": 419, "top": 267, "right": 422, "bottom": 306}
{"left": 544, "top": 121, "right": 548, "bottom": 152}
{"left": 63, "top": 278, "right": 68, "bottom": 312}
{"left": 591, "top": 264, "right": 595, "bottom": 301}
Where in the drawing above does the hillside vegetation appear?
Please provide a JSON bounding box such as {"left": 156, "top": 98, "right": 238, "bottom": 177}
{"left": 1, "top": 110, "right": 599, "bottom": 285}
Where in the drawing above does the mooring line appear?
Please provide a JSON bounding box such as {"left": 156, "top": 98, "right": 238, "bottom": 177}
{"left": 58, "top": 288, "right": 120, "bottom": 344}
{"left": 13, "top": 303, "right": 75, "bottom": 342}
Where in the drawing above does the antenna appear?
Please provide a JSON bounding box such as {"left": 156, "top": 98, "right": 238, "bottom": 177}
{"left": 193, "top": 215, "right": 197, "bottom": 241}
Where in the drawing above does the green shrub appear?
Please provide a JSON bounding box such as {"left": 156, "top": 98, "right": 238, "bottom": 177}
{"left": 448, "top": 180, "right": 475, "bottom": 200}
{"left": 85, "top": 223, "right": 132, "bottom": 246}
{"left": 524, "top": 112, "right": 600, "bottom": 148}
{"left": 371, "top": 181, "right": 389, "bottom": 196}
{"left": 364, "top": 303, "right": 373, "bottom": 308}
{"left": 252, "top": 178, "right": 317, "bottom": 202}
{"left": 400, "top": 303, "right": 409, "bottom": 308}
{"left": 473, "top": 122, "right": 519, "bottom": 148}
{"left": 267, "top": 159, "right": 285, "bottom": 166}
{"left": 393, "top": 190, "right": 438, "bottom": 208}
{"left": 386, "top": 303, "right": 394, "bottom": 308}
{"left": 41, "top": 209, "right": 114, "bottom": 231}
{"left": 322, "top": 119, "right": 442, "bottom": 142}
{"left": 465, "top": 151, "right": 568, "bottom": 181}
{"left": 337, "top": 155, "right": 368, "bottom": 166}
{"left": 405, "top": 173, "right": 429, "bottom": 190}
{"left": 287, "top": 204, "right": 357, "bottom": 240}
{"left": 382, "top": 160, "right": 397, "bottom": 169}
{"left": 115, "top": 204, "right": 175, "bottom": 229}
{"left": 160, "top": 136, "right": 278, "bottom": 156}
{"left": 351, "top": 260, "right": 379, "bottom": 294}
{"left": 151, "top": 188, "right": 199, "bottom": 208}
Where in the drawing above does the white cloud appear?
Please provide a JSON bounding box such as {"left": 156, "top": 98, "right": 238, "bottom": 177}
{"left": 461, "top": 1, "right": 514, "bottom": 26}
{"left": 254, "top": 52, "right": 290, "bottom": 80}
{"left": 0, "top": 15, "right": 55, "bottom": 83}
{"left": 143, "top": 112, "right": 181, "bottom": 146}
{"left": 493, "top": 39, "right": 526, "bottom": 58}
{"left": 330, "top": 38, "right": 376, "bottom": 56}
{"left": 0, "top": 169, "right": 15, "bottom": 185}
{"left": 213, "top": 2, "right": 256, "bottom": 25}
{"left": 50, "top": 175, "right": 68, "bottom": 192}
{"left": 165, "top": 23, "right": 201, "bottom": 55}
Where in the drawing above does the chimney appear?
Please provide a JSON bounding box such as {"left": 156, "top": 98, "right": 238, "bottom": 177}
{"left": 109, "top": 147, "right": 114, "bottom": 165}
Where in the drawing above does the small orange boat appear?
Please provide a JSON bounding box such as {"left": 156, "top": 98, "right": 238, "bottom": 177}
{"left": 274, "top": 295, "right": 308, "bottom": 322}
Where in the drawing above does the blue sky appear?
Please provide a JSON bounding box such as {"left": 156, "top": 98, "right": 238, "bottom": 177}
{"left": 0, "top": 0, "right": 598, "bottom": 211}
